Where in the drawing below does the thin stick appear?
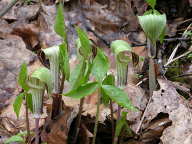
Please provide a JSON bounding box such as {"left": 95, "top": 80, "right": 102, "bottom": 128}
{"left": 92, "top": 89, "right": 101, "bottom": 144}
{"left": 136, "top": 95, "right": 153, "bottom": 134}
{"left": 164, "top": 50, "right": 191, "bottom": 67}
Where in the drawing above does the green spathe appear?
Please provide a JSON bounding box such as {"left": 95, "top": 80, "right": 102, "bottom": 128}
{"left": 111, "top": 40, "right": 132, "bottom": 63}
{"left": 43, "top": 46, "right": 60, "bottom": 93}
{"left": 138, "top": 14, "right": 166, "bottom": 44}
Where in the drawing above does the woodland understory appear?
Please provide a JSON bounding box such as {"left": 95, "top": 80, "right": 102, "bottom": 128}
{"left": 0, "top": 0, "right": 192, "bottom": 144}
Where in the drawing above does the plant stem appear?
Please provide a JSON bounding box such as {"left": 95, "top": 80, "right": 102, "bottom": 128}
{"left": 72, "top": 98, "right": 84, "bottom": 144}
{"left": 25, "top": 99, "right": 31, "bottom": 143}
{"left": 35, "top": 118, "right": 40, "bottom": 144}
{"left": 92, "top": 89, "right": 101, "bottom": 144}
{"left": 113, "top": 105, "right": 121, "bottom": 144}
{"left": 110, "top": 100, "right": 115, "bottom": 143}
{"left": 51, "top": 93, "right": 62, "bottom": 119}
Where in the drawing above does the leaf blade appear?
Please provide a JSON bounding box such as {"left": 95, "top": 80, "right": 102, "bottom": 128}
{"left": 18, "top": 63, "right": 29, "bottom": 91}
{"left": 101, "top": 85, "right": 136, "bottom": 111}
{"left": 13, "top": 93, "right": 25, "bottom": 118}
{"left": 91, "top": 49, "right": 109, "bottom": 82}
{"left": 59, "top": 43, "right": 70, "bottom": 80}
{"left": 54, "top": 3, "right": 67, "bottom": 41}
{"left": 65, "top": 82, "right": 98, "bottom": 99}
{"left": 76, "top": 27, "right": 92, "bottom": 59}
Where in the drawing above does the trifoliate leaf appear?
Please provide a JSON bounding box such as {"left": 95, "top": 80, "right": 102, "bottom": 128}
{"left": 102, "top": 85, "right": 136, "bottom": 111}
{"left": 91, "top": 48, "right": 109, "bottom": 83}
{"left": 65, "top": 82, "right": 98, "bottom": 99}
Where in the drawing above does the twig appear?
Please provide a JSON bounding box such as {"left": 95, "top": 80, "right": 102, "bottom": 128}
{"left": 164, "top": 50, "right": 191, "bottom": 67}
{"left": 165, "top": 24, "right": 192, "bottom": 69}
{"left": 164, "top": 37, "right": 191, "bottom": 42}
{"left": 136, "top": 95, "right": 153, "bottom": 134}
{"left": 0, "top": 0, "right": 19, "bottom": 18}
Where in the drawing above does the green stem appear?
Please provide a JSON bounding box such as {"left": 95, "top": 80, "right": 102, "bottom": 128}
{"left": 92, "top": 89, "right": 101, "bottom": 144}
{"left": 25, "top": 99, "right": 31, "bottom": 143}
{"left": 149, "top": 58, "right": 157, "bottom": 96}
{"left": 72, "top": 98, "right": 84, "bottom": 144}
{"left": 110, "top": 100, "right": 115, "bottom": 143}
{"left": 35, "top": 118, "right": 40, "bottom": 144}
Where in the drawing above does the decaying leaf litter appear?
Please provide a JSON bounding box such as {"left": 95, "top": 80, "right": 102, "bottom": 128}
{"left": 0, "top": 0, "right": 192, "bottom": 144}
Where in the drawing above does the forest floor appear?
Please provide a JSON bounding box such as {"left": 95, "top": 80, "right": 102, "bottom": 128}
{"left": 0, "top": 0, "right": 192, "bottom": 144}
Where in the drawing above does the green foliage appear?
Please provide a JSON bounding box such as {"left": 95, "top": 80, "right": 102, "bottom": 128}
{"left": 69, "top": 60, "right": 88, "bottom": 89}
{"left": 54, "top": 2, "right": 67, "bottom": 42}
{"left": 145, "top": 0, "right": 156, "bottom": 9}
{"left": 138, "top": 14, "right": 166, "bottom": 44}
{"left": 13, "top": 93, "right": 25, "bottom": 118}
{"left": 4, "top": 135, "right": 24, "bottom": 144}
{"left": 101, "top": 74, "right": 115, "bottom": 105}
{"left": 59, "top": 43, "right": 70, "bottom": 81}
{"left": 5, "top": 131, "right": 29, "bottom": 144}
{"left": 65, "top": 82, "right": 98, "bottom": 99}
{"left": 91, "top": 48, "right": 109, "bottom": 83}
{"left": 18, "top": 63, "right": 29, "bottom": 91}
{"left": 115, "top": 111, "right": 128, "bottom": 138}
{"left": 76, "top": 27, "right": 92, "bottom": 59}
{"left": 101, "top": 85, "right": 136, "bottom": 111}
{"left": 26, "top": 93, "right": 33, "bottom": 113}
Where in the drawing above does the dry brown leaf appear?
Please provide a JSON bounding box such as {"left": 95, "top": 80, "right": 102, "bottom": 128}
{"left": 141, "top": 79, "right": 192, "bottom": 144}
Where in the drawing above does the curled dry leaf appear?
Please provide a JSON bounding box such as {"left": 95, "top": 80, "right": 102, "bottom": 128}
{"left": 143, "top": 79, "right": 192, "bottom": 144}
{"left": 41, "top": 105, "right": 78, "bottom": 144}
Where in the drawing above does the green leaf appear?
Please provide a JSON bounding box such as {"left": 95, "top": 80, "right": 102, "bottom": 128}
{"left": 59, "top": 43, "right": 70, "bottom": 80}
{"left": 101, "top": 85, "right": 136, "bottom": 110}
{"left": 138, "top": 14, "right": 166, "bottom": 44}
{"left": 18, "top": 63, "right": 29, "bottom": 91}
{"left": 69, "top": 60, "right": 87, "bottom": 89}
{"left": 76, "top": 27, "right": 92, "bottom": 59}
{"left": 31, "top": 67, "right": 52, "bottom": 93}
{"left": 111, "top": 40, "right": 132, "bottom": 63}
{"left": 145, "top": 0, "right": 156, "bottom": 9}
{"left": 4, "top": 135, "right": 24, "bottom": 144}
{"left": 91, "top": 48, "right": 109, "bottom": 82}
{"left": 13, "top": 93, "right": 25, "bottom": 118}
{"left": 26, "top": 93, "right": 33, "bottom": 113}
{"left": 102, "top": 74, "right": 115, "bottom": 85}
{"left": 54, "top": 2, "right": 67, "bottom": 41}
{"left": 65, "top": 82, "right": 98, "bottom": 99}
{"left": 101, "top": 74, "right": 115, "bottom": 105}
{"left": 115, "top": 111, "right": 128, "bottom": 138}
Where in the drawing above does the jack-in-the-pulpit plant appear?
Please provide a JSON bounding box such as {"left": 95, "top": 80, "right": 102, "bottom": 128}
{"left": 27, "top": 67, "right": 51, "bottom": 144}
{"left": 138, "top": 14, "right": 166, "bottom": 95}
{"left": 110, "top": 40, "right": 136, "bottom": 144}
